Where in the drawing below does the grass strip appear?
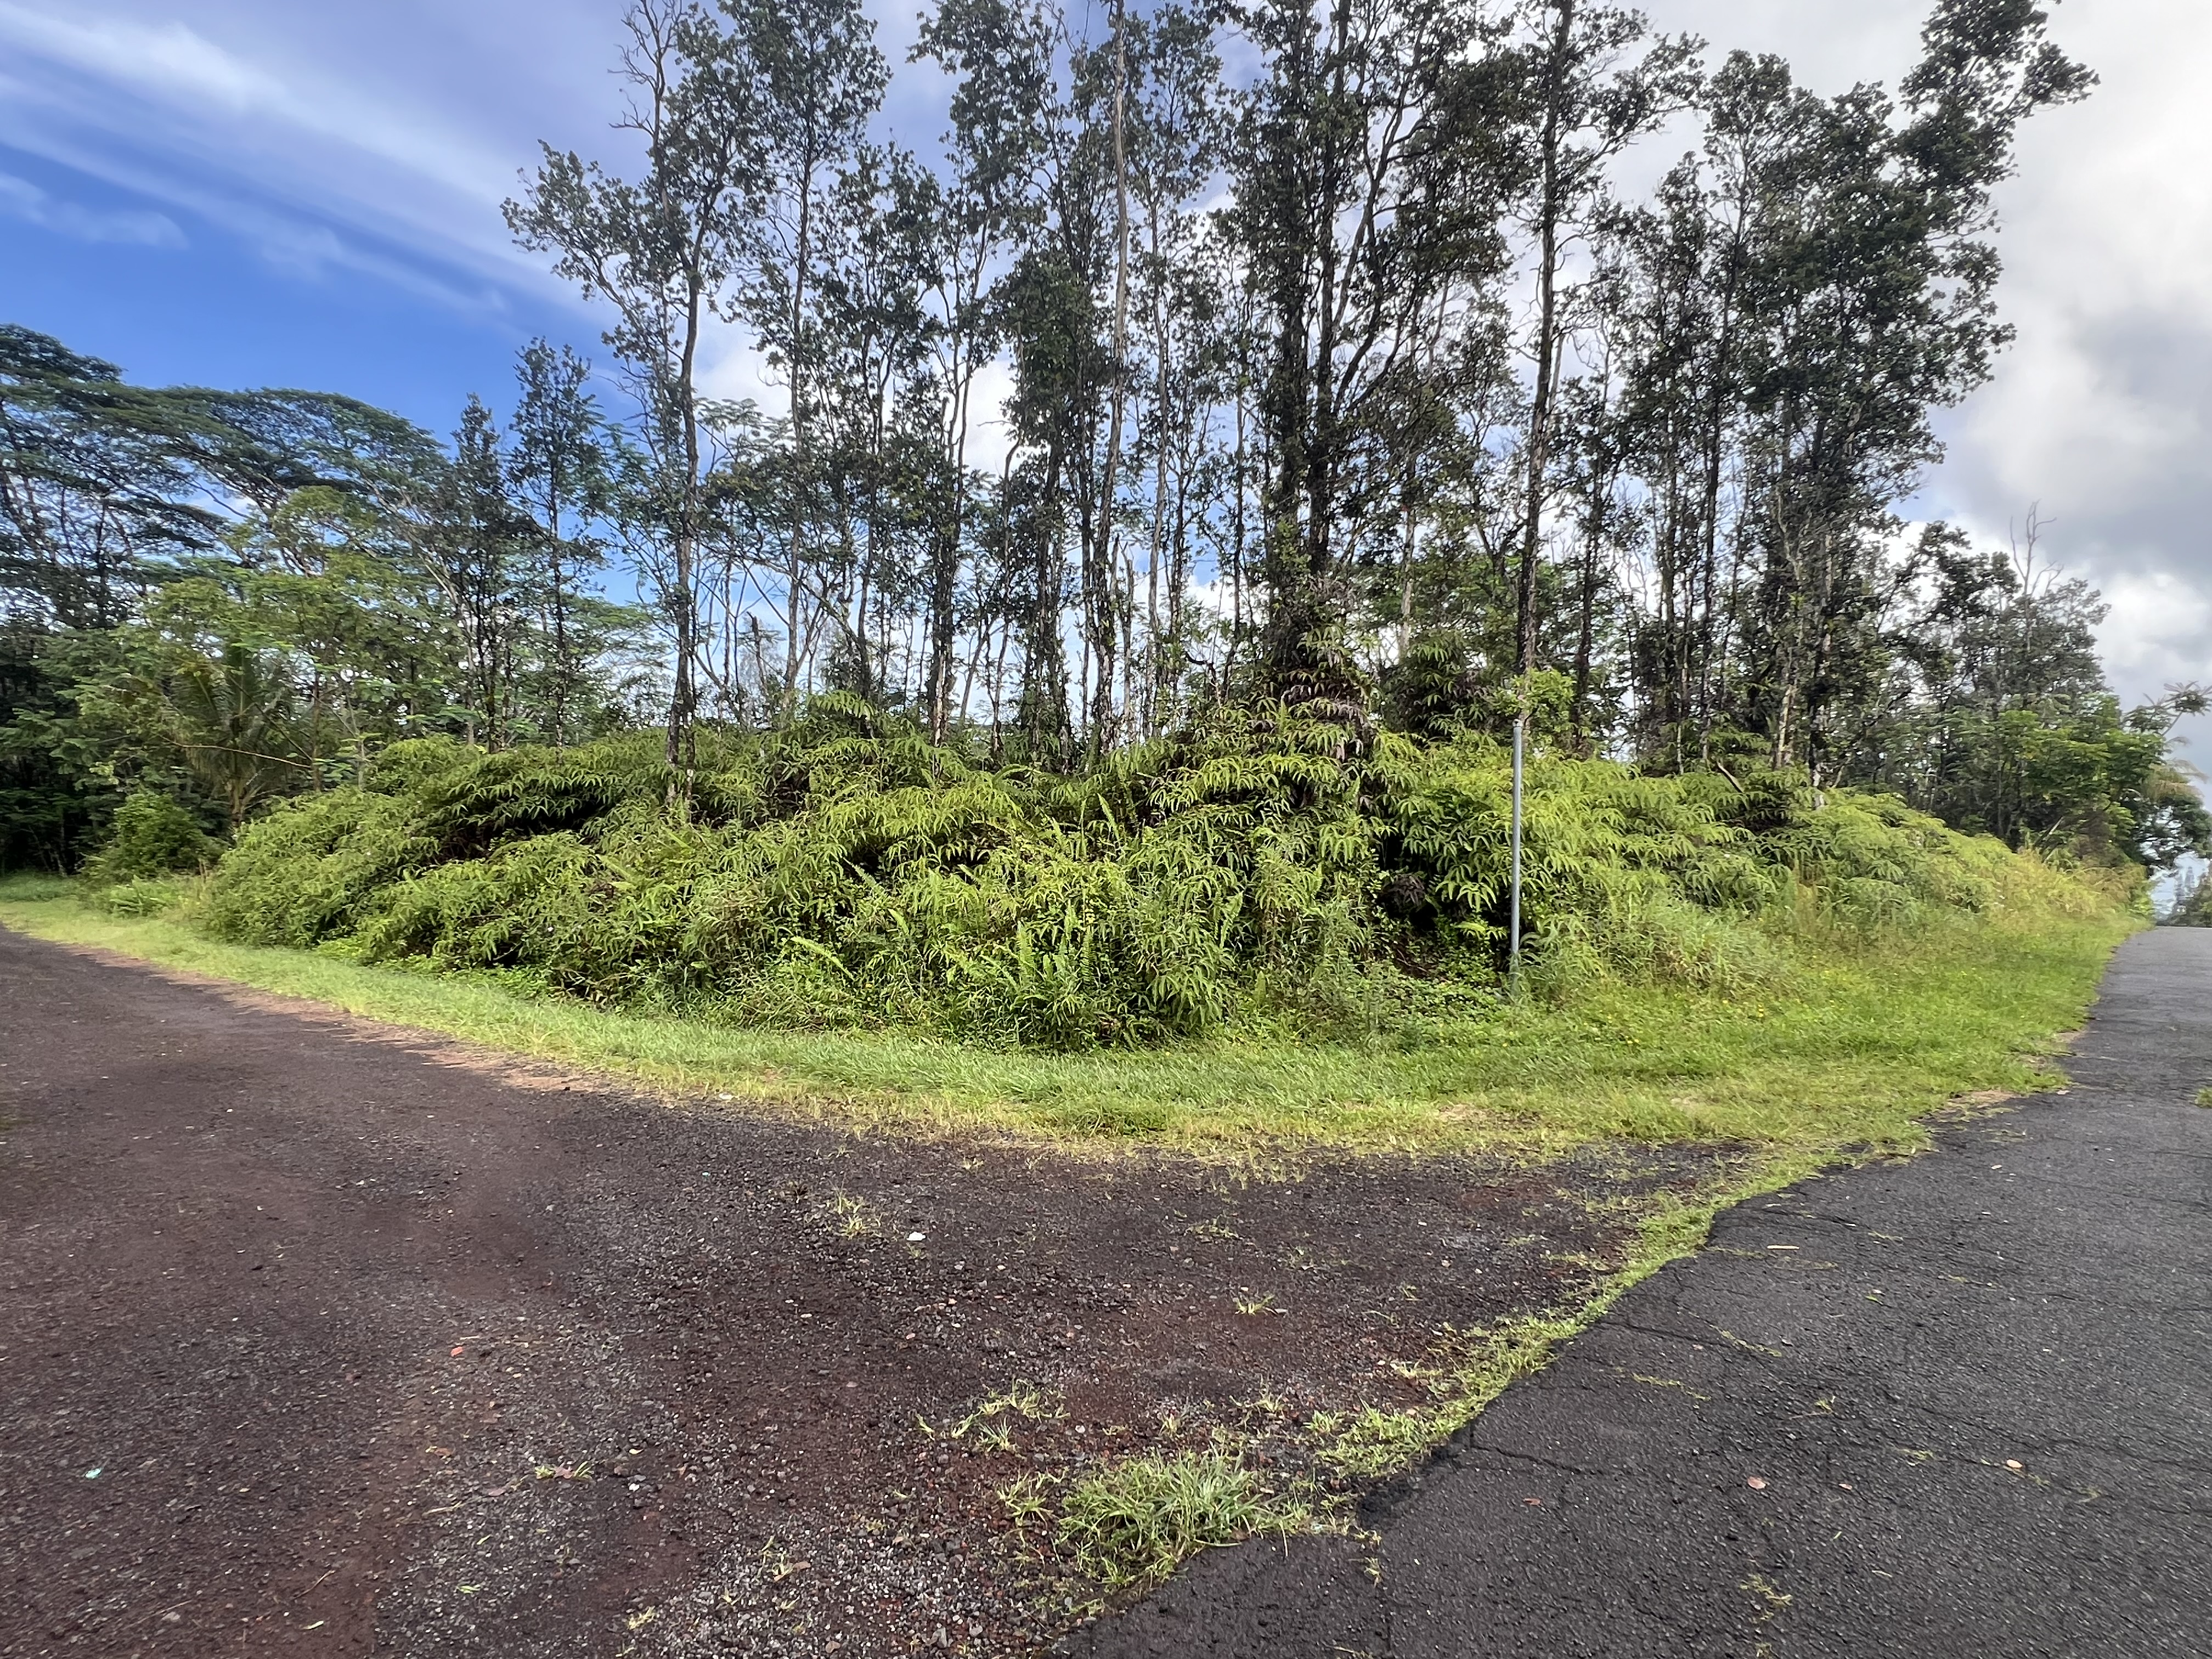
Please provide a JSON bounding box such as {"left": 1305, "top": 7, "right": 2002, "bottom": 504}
{"left": 0, "top": 874, "right": 2126, "bottom": 1161}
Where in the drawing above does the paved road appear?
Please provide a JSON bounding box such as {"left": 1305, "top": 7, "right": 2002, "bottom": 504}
{"left": 1082, "top": 927, "right": 2212, "bottom": 1658}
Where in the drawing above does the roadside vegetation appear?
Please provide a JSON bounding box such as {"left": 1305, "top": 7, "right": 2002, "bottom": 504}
{"left": 1, "top": 0, "right": 2199, "bottom": 1616}
{"left": 0, "top": 706, "right": 2135, "bottom": 1160}
{"left": 0, "top": 714, "right": 2138, "bottom": 1598}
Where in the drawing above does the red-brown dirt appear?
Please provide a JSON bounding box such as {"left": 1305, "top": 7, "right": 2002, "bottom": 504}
{"left": 0, "top": 929, "right": 1725, "bottom": 1657}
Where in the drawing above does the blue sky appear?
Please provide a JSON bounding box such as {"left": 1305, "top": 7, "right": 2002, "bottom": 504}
{"left": 0, "top": 0, "right": 624, "bottom": 428}
{"left": 2, "top": 0, "right": 2207, "bottom": 761}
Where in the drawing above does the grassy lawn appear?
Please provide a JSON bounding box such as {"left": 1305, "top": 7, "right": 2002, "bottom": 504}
{"left": 0, "top": 873, "right": 2130, "bottom": 1166}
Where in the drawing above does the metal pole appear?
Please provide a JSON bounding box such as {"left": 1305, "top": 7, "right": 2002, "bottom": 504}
{"left": 1509, "top": 701, "right": 1525, "bottom": 990}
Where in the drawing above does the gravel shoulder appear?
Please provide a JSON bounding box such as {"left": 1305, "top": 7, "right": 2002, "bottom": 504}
{"left": 1081, "top": 926, "right": 2212, "bottom": 1659}
{"left": 0, "top": 928, "right": 1726, "bottom": 1658}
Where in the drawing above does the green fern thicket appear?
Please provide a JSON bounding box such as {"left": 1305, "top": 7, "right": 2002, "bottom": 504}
{"left": 185, "top": 697, "right": 2131, "bottom": 1051}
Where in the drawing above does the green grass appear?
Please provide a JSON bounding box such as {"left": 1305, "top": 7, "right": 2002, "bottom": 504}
{"left": 0, "top": 872, "right": 2128, "bottom": 1162}
{"left": 1052, "top": 1451, "right": 1312, "bottom": 1589}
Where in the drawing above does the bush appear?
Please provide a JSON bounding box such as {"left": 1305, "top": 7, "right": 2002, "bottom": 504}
{"left": 81, "top": 792, "right": 216, "bottom": 887}
{"left": 95, "top": 874, "right": 201, "bottom": 918}
{"left": 196, "top": 705, "right": 2118, "bottom": 1048}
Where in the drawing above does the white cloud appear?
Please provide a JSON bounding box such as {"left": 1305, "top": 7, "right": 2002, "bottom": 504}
{"left": 2100, "top": 572, "right": 2212, "bottom": 687}
{"left": 0, "top": 1, "right": 585, "bottom": 306}
{"left": 0, "top": 4, "right": 515, "bottom": 201}
{"left": 0, "top": 169, "right": 183, "bottom": 246}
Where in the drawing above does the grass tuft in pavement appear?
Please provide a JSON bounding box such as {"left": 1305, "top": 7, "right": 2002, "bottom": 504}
{"left": 1054, "top": 1451, "right": 1312, "bottom": 1590}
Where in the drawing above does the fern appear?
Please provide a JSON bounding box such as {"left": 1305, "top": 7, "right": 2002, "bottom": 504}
{"left": 199, "top": 698, "right": 2086, "bottom": 1047}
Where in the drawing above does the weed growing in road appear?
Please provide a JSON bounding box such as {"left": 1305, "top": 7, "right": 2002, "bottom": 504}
{"left": 999, "top": 1471, "right": 1058, "bottom": 1534}
{"left": 1055, "top": 1451, "right": 1312, "bottom": 1589}
{"left": 947, "top": 1381, "right": 1062, "bottom": 1448}
{"left": 824, "top": 1189, "right": 877, "bottom": 1238}
{"left": 2194, "top": 1087, "right": 2211, "bottom": 1108}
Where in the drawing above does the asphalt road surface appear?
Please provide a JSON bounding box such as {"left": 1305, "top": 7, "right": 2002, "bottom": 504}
{"left": 1081, "top": 926, "right": 2212, "bottom": 1659}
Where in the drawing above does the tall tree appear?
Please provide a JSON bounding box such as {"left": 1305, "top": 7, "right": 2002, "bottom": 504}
{"left": 509, "top": 340, "right": 612, "bottom": 749}
{"left": 1505, "top": 1, "right": 1697, "bottom": 679}
{"left": 1229, "top": 0, "right": 1520, "bottom": 710}
{"left": 1735, "top": 0, "right": 2091, "bottom": 780}
{"left": 733, "top": 0, "right": 889, "bottom": 709}
{"left": 911, "top": 0, "right": 1058, "bottom": 741}
{"left": 507, "top": 0, "right": 766, "bottom": 778}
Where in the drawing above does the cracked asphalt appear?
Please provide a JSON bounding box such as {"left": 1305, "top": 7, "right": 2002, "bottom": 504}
{"left": 1081, "top": 926, "right": 2212, "bottom": 1658}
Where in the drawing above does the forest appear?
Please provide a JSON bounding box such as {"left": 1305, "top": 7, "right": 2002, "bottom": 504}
{"left": 3, "top": 0, "right": 2207, "bottom": 1048}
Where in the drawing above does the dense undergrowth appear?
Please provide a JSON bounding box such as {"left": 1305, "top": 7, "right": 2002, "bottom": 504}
{"left": 160, "top": 699, "right": 2132, "bottom": 1053}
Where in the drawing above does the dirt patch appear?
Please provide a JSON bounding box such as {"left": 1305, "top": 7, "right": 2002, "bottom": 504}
{"left": 0, "top": 930, "right": 1735, "bottom": 1658}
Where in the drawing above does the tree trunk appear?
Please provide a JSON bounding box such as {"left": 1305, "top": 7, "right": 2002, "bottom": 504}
{"left": 1516, "top": 0, "right": 1575, "bottom": 678}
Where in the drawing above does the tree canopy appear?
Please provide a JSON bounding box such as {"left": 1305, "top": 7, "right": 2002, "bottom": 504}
{"left": 2, "top": 0, "right": 2202, "bottom": 895}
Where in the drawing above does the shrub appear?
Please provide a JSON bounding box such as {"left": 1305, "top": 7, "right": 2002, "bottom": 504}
{"left": 81, "top": 793, "right": 216, "bottom": 887}
{"left": 95, "top": 874, "right": 201, "bottom": 918}
{"left": 196, "top": 704, "right": 2121, "bottom": 1048}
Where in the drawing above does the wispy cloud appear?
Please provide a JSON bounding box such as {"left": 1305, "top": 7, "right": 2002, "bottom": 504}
{"left": 0, "top": 4, "right": 517, "bottom": 201}
{"left": 0, "top": 1, "right": 568, "bottom": 306}
{"left": 0, "top": 170, "right": 183, "bottom": 246}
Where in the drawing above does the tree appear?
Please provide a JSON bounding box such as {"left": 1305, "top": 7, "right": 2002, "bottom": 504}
{"left": 732, "top": 0, "right": 889, "bottom": 710}
{"left": 161, "top": 644, "right": 305, "bottom": 834}
{"left": 425, "top": 397, "right": 534, "bottom": 749}
{"left": 1504, "top": 1, "right": 1697, "bottom": 680}
{"left": 2170, "top": 865, "right": 2212, "bottom": 927}
{"left": 1733, "top": 0, "right": 2091, "bottom": 781}
{"left": 1229, "top": 0, "right": 1522, "bottom": 711}
{"left": 509, "top": 340, "right": 612, "bottom": 747}
{"left": 507, "top": 0, "right": 768, "bottom": 778}
{"left": 911, "top": 0, "right": 1058, "bottom": 741}
{"left": 0, "top": 326, "right": 217, "bottom": 631}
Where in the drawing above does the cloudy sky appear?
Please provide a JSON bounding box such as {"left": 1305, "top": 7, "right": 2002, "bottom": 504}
{"left": 1, "top": 0, "right": 2205, "bottom": 759}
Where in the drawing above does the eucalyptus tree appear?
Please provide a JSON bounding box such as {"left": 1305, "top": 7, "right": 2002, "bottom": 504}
{"left": 423, "top": 397, "right": 534, "bottom": 749}
{"left": 1732, "top": 0, "right": 2091, "bottom": 780}
{"left": 1061, "top": 13, "right": 1138, "bottom": 755}
{"left": 911, "top": 0, "right": 1059, "bottom": 740}
{"left": 1120, "top": 1, "right": 1226, "bottom": 737}
{"left": 509, "top": 340, "right": 611, "bottom": 747}
{"left": 1227, "top": 0, "right": 1523, "bottom": 712}
{"left": 1503, "top": 1, "right": 1698, "bottom": 680}
{"left": 506, "top": 0, "right": 767, "bottom": 776}
{"left": 998, "top": 246, "right": 1098, "bottom": 761}
{"left": 814, "top": 144, "right": 943, "bottom": 706}
{"left": 1601, "top": 53, "right": 1807, "bottom": 765}
{"left": 729, "top": 0, "right": 888, "bottom": 707}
